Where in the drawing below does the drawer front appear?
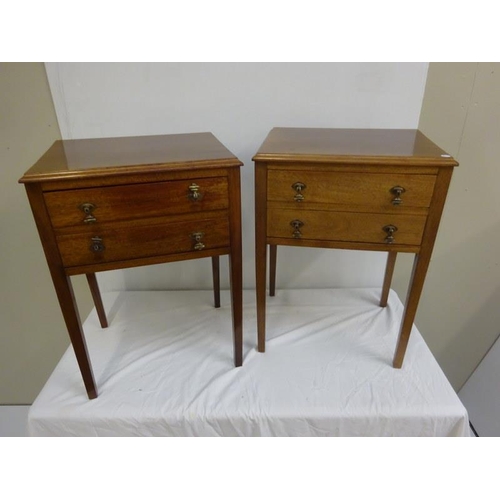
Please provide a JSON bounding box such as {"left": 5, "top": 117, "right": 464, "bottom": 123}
{"left": 45, "top": 177, "right": 228, "bottom": 228}
{"left": 268, "top": 209, "right": 427, "bottom": 246}
{"left": 57, "top": 218, "right": 230, "bottom": 268}
{"left": 268, "top": 171, "right": 436, "bottom": 209}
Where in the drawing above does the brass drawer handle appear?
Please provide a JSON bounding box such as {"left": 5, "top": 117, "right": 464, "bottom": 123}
{"left": 390, "top": 186, "right": 406, "bottom": 206}
{"left": 90, "top": 236, "right": 105, "bottom": 252}
{"left": 80, "top": 203, "right": 97, "bottom": 223}
{"left": 190, "top": 232, "right": 205, "bottom": 251}
{"left": 292, "top": 182, "right": 306, "bottom": 202}
{"left": 188, "top": 183, "right": 203, "bottom": 201}
{"left": 290, "top": 219, "right": 304, "bottom": 238}
{"left": 383, "top": 225, "right": 398, "bottom": 244}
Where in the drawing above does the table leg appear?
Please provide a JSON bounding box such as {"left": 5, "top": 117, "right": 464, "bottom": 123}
{"left": 25, "top": 183, "right": 97, "bottom": 399}
{"left": 86, "top": 273, "right": 108, "bottom": 328}
{"left": 269, "top": 245, "right": 277, "bottom": 297}
{"left": 393, "top": 252, "right": 431, "bottom": 368}
{"left": 228, "top": 169, "right": 243, "bottom": 367}
{"left": 392, "top": 166, "right": 454, "bottom": 368}
{"left": 255, "top": 162, "right": 267, "bottom": 353}
{"left": 256, "top": 243, "right": 267, "bottom": 352}
{"left": 229, "top": 251, "right": 242, "bottom": 367}
{"left": 54, "top": 271, "right": 98, "bottom": 399}
{"left": 211, "top": 256, "right": 221, "bottom": 308}
{"left": 380, "top": 251, "right": 397, "bottom": 307}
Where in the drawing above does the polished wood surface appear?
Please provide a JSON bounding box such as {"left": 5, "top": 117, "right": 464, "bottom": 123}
{"left": 40, "top": 167, "right": 232, "bottom": 192}
{"left": 392, "top": 166, "right": 454, "bottom": 367}
{"left": 56, "top": 218, "right": 230, "bottom": 268}
{"left": 211, "top": 256, "right": 221, "bottom": 308}
{"left": 21, "top": 133, "right": 243, "bottom": 398}
{"left": 20, "top": 133, "right": 242, "bottom": 183}
{"left": 24, "top": 183, "right": 98, "bottom": 399}
{"left": 254, "top": 128, "right": 458, "bottom": 368}
{"left": 253, "top": 128, "right": 458, "bottom": 166}
{"left": 267, "top": 209, "right": 427, "bottom": 246}
{"left": 255, "top": 161, "right": 268, "bottom": 353}
{"left": 267, "top": 170, "right": 436, "bottom": 208}
{"left": 267, "top": 236, "right": 420, "bottom": 254}
{"left": 269, "top": 245, "right": 277, "bottom": 297}
{"left": 380, "top": 252, "right": 397, "bottom": 307}
{"left": 228, "top": 168, "right": 243, "bottom": 367}
{"left": 86, "top": 273, "right": 108, "bottom": 328}
{"left": 44, "top": 177, "right": 229, "bottom": 228}
{"left": 66, "top": 246, "right": 230, "bottom": 277}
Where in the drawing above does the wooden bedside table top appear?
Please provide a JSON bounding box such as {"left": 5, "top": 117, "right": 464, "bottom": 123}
{"left": 253, "top": 128, "right": 458, "bottom": 167}
{"left": 20, "top": 132, "right": 242, "bottom": 183}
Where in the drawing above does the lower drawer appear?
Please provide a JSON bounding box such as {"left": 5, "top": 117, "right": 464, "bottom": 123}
{"left": 267, "top": 209, "right": 427, "bottom": 246}
{"left": 57, "top": 218, "right": 230, "bottom": 268}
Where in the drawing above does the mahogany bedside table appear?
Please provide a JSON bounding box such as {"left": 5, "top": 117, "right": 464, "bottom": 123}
{"left": 20, "top": 133, "right": 243, "bottom": 399}
{"left": 253, "top": 128, "right": 458, "bottom": 367}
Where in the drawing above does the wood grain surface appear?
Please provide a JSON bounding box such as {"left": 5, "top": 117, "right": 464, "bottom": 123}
{"left": 45, "top": 177, "right": 228, "bottom": 228}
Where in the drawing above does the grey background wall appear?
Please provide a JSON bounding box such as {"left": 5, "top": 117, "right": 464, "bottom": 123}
{"left": 392, "top": 62, "right": 500, "bottom": 390}
{"left": 0, "top": 63, "right": 93, "bottom": 404}
{"left": 2, "top": 62, "right": 498, "bottom": 403}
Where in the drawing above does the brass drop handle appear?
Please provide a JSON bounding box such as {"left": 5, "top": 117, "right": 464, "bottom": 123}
{"left": 290, "top": 219, "right": 304, "bottom": 238}
{"left": 190, "top": 232, "right": 205, "bottom": 251}
{"left": 292, "top": 182, "right": 306, "bottom": 202}
{"left": 188, "top": 183, "right": 203, "bottom": 201}
{"left": 383, "top": 225, "right": 398, "bottom": 244}
{"left": 90, "top": 236, "right": 105, "bottom": 252}
{"left": 80, "top": 203, "right": 97, "bottom": 223}
{"left": 390, "top": 186, "right": 406, "bottom": 206}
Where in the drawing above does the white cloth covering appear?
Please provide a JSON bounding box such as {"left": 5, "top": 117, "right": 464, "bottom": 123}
{"left": 28, "top": 289, "right": 469, "bottom": 436}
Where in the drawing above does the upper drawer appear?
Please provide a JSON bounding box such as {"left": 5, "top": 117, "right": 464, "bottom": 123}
{"left": 44, "top": 177, "right": 228, "bottom": 228}
{"left": 267, "top": 171, "right": 436, "bottom": 209}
